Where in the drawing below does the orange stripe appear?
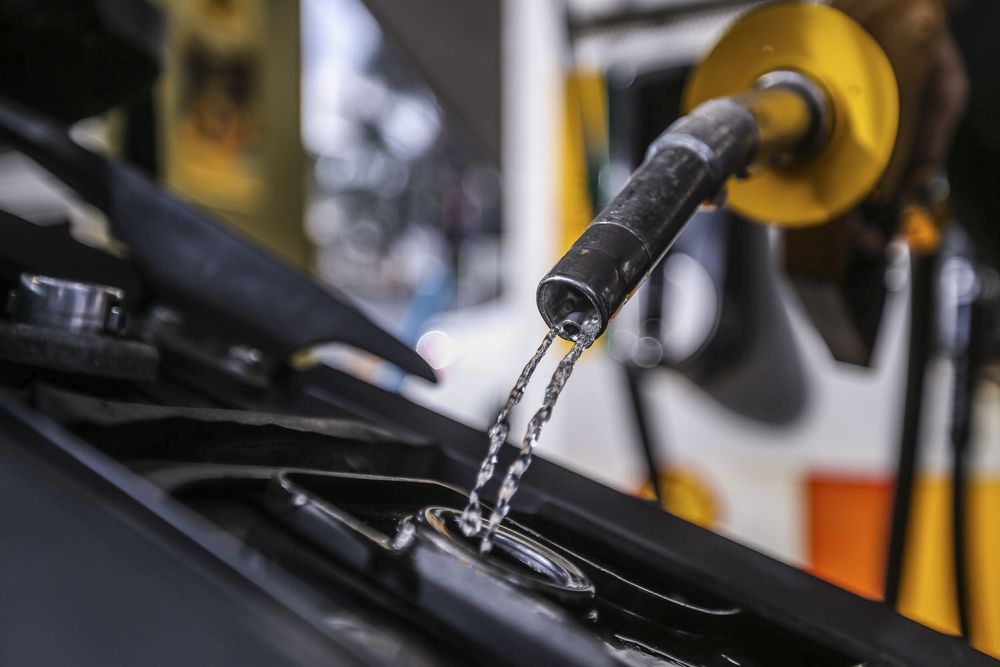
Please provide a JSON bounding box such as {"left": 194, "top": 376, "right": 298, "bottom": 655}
{"left": 806, "top": 474, "right": 892, "bottom": 600}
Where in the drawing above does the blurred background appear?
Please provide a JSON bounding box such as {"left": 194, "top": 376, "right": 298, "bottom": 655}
{"left": 3, "top": 0, "right": 999, "bottom": 657}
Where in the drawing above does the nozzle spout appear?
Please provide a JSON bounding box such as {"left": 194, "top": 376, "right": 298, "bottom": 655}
{"left": 537, "top": 71, "right": 829, "bottom": 340}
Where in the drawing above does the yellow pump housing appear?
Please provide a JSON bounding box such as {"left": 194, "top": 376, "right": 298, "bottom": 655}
{"left": 684, "top": 3, "right": 899, "bottom": 227}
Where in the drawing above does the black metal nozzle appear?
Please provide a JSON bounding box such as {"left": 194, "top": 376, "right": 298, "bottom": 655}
{"left": 537, "top": 72, "right": 829, "bottom": 340}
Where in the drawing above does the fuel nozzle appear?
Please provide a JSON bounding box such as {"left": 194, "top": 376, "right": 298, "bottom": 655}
{"left": 538, "top": 71, "right": 831, "bottom": 340}
{"left": 537, "top": 1, "right": 902, "bottom": 342}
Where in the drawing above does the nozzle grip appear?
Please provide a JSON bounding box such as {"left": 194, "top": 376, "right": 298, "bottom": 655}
{"left": 538, "top": 99, "right": 758, "bottom": 338}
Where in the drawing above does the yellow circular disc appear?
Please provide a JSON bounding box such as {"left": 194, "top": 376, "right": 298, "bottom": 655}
{"left": 683, "top": 3, "right": 898, "bottom": 227}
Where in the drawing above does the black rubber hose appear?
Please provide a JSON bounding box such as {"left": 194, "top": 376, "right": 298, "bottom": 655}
{"left": 623, "top": 363, "right": 664, "bottom": 503}
{"left": 883, "top": 252, "right": 939, "bottom": 607}
{"left": 950, "top": 347, "right": 973, "bottom": 640}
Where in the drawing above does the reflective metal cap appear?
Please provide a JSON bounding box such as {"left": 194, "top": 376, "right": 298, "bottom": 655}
{"left": 7, "top": 273, "right": 126, "bottom": 335}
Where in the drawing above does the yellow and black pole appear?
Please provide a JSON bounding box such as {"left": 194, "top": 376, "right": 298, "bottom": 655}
{"left": 537, "top": 3, "right": 898, "bottom": 339}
